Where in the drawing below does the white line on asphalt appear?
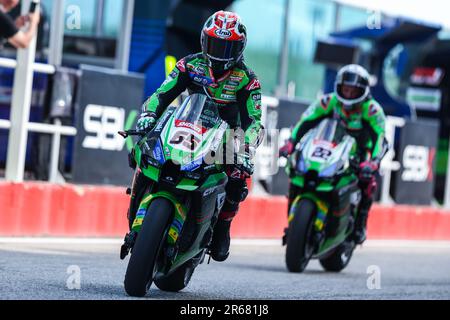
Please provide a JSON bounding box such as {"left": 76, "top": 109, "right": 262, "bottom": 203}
{"left": 0, "top": 237, "right": 449, "bottom": 248}
{"left": 0, "top": 238, "right": 123, "bottom": 245}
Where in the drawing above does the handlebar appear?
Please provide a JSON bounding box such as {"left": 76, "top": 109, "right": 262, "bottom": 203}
{"left": 118, "top": 130, "right": 146, "bottom": 139}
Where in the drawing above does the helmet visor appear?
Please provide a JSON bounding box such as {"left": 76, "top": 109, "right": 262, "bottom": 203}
{"left": 337, "top": 84, "right": 365, "bottom": 100}
{"left": 204, "top": 34, "right": 243, "bottom": 61}
{"left": 340, "top": 72, "right": 369, "bottom": 88}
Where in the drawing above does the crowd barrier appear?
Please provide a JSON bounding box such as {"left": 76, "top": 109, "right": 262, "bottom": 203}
{"left": 1, "top": 182, "right": 449, "bottom": 240}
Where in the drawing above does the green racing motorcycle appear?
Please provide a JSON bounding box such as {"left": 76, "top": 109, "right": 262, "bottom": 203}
{"left": 119, "top": 94, "right": 231, "bottom": 297}
{"left": 282, "top": 118, "right": 363, "bottom": 273}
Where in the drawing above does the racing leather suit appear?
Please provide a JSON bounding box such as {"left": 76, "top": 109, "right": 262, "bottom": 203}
{"left": 288, "top": 93, "right": 388, "bottom": 240}
{"left": 131, "top": 52, "right": 263, "bottom": 226}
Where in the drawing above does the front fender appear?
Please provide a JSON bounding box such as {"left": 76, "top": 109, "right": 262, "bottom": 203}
{"left": 289, "top": 193, "right": 329, "bottom": 232}
{"left": 132, "top": 191, "right": 187, "bottom": 245}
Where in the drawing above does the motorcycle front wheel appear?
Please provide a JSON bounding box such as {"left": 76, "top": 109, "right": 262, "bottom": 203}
{"left": 285, "top": 199, "right": 316, "bottom": 273}
{"left": 124, "top": 198, "right": 172, "bottom": 297}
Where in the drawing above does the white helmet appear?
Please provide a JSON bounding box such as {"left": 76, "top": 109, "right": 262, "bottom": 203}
{"left": 334, "top": 64, "right": 371, "bottom": 110}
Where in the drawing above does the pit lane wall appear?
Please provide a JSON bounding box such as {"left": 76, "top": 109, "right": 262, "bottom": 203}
{"left": 1, "top": 182, "right": 449, "bottom": 240}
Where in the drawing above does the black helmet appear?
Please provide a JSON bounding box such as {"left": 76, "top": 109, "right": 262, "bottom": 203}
{"left": 335, "top": 64, "right": 371, "bottom": 110}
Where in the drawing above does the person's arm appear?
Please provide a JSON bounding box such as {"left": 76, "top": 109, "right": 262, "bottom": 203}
{"left": 363, "top": 101, "right": 388, "bottom": 164}
{"left": 8, "top": 11, "right": 40, "bottom": 49}
{"left": 291, "top": 94, "right": 334, "bottom": 144}
{"left": 237, "top": 76, "right": 263, "bottom": 152}
{"left": 142, "top": 57, "right": 190, "bottom": 117}
{"left": 0, "top": 10, "right": 18, "bottom": 41}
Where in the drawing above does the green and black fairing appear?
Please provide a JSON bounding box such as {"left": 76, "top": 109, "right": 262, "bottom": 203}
{"left": 127, "top": 94, "right": 231, "bottom": 275}
{"left": 286, "top": 118, "right": 361, "bottom": 257}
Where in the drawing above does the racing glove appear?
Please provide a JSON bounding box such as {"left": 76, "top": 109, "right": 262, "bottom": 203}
{"left": 359, "top": 161, "right": 379, "bottom": 182}
{"left": 236, "top": 152, "right": 254, "bottom": 177}
{"left": 279, "top": 139, "right": 294, "bottom": 158}
{"left": 136, "top": 112, "right": 157, "bottom": 132}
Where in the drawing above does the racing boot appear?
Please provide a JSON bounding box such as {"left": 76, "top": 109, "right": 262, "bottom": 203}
{"left": 354, "top": 170, "right": 377, "bottom": 245}
{"left": 209, "top": 219, "right": 232, "bottom": 262}
{"left": 354, "top": 201, "right": 370, "bottom": 245}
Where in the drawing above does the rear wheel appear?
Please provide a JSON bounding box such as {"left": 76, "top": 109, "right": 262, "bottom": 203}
{"left": 285, "top": 199, "right": 315, "bottom": 273}
{"left": 124, "top": 198, "right": 172, "bottom": 297}
{"left": 319, "top": 241, "right": 355, "bottom": 272}
{"left": 154, "top": 251, "right": 204, "bottom": 292}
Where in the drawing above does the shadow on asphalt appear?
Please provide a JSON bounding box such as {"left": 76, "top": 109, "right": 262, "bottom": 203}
{"left": 227, "top": 261, "right": 358, "bottom": 278}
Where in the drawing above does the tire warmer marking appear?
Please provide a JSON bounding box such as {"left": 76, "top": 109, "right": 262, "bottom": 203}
{"left": 288, "top": 194, "right": 328, "bottom": 232}
{"left": 131, "top": 192, "right": 187, "bottom": 245}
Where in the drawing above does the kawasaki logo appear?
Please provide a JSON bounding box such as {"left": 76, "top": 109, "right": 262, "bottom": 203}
{"left": 214, "top": 29, "right": 232, "bottom": 38}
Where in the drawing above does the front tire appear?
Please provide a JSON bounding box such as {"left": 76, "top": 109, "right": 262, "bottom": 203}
{"left": 124, "top": 198, "right": 172, "bottom": 297}
{"left": 285, "top": 199, "right": 315, "bottom": 273}
{"left": 319, "top": 241, "right": 355, "bottom": 272}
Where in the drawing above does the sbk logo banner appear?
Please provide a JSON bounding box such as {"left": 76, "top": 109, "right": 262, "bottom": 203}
{"left": 401, "top": 145, "right": 435, "bottom": 182}
{"left": 72, "top": 65, "right": 144, "bottom": 186}
{"left": 82, "top": 104, "right": 126, "bottom": 151}
{"left": 393, "top": 119, "right": 439, "bottom": 205}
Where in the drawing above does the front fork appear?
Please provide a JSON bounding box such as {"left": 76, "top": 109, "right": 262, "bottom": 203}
{"left": 120, "top": 168, "right": 155, "bottom": 260}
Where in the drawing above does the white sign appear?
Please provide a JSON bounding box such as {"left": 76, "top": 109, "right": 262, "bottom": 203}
{"left": 82, "top": 104, "right": 126, "bottom": 151}
{"left": 407, "top": 87, "right": 442, "bottom": 112}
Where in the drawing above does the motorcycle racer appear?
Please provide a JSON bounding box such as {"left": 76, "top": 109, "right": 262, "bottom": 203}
{"left": 280, "top": 64, "right": 388, "bottom": 244}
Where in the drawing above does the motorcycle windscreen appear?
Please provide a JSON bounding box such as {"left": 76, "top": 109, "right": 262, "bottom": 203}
{"left": 313, "top": 119, "right": 347, "bottom": 145}
{"left": 174, "top": 94, "right": 221, "bottom": 133}
{"left": 166, "top": 94, "right": 224, "bottom": 169}
{"left": 302, "top": 119, "right": 347, "bottom": 177}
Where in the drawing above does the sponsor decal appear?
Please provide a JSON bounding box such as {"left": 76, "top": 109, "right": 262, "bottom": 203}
{"left": 230, "top": 76, "right": 243, "bottom": 82}
{"left": 175, "top": 120, "right": 206, "bottom": 134}
{"left": 220, "top": 94, "right": 235, "bottom": 100}
{"left": 181, "top": 158, "right": 202, "bottom": 172}
{"left": 320, "top": 95, "right": 331, "bottom": 109}
{"left": 152, "top": 140, "right": 164, "bottom": 164}
{"left": 203, "top": 186, "right": 219, "bottom": 197}
{"left": 368, "top": 104, "right": 379, "bottom": 116}
{"left": 136, "top": 208, "right": 146, "bottom": 219}
{"left": 214, "top": 29, "right": 232, "bottom": 39}
{"left": 194, "top": 65, "right": 207, "bottom": 76}
{"left": 216, "top": 192, "right": 226, "bottom": 210}
{"left": 227, "top": 80, "right": 240, "bottom": 86}
{"left": 230, "top": 167, "right": 245, "bottom": 179}
{"left": 246, "top": 78, "right": 261, "bottom": 91}
{"left": 204, "top": 164, "right": 216, "bottom": 171}
{"left": 252, "top": 93, "right": 261, "bottom": 101}
{"left": 176, "top": 59, "right": 186, "bottom": 72}
{"left": 169, "top": 69, "right": 179, "bottom": 79}
{"left": 224, "top": 85, "right": 237, "bottom": 91}
{"left": 231, "top": 70, "right": 245, "bottom": 78}
{"left": 190, "top": 73, "right": 213, "bottom": 86}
